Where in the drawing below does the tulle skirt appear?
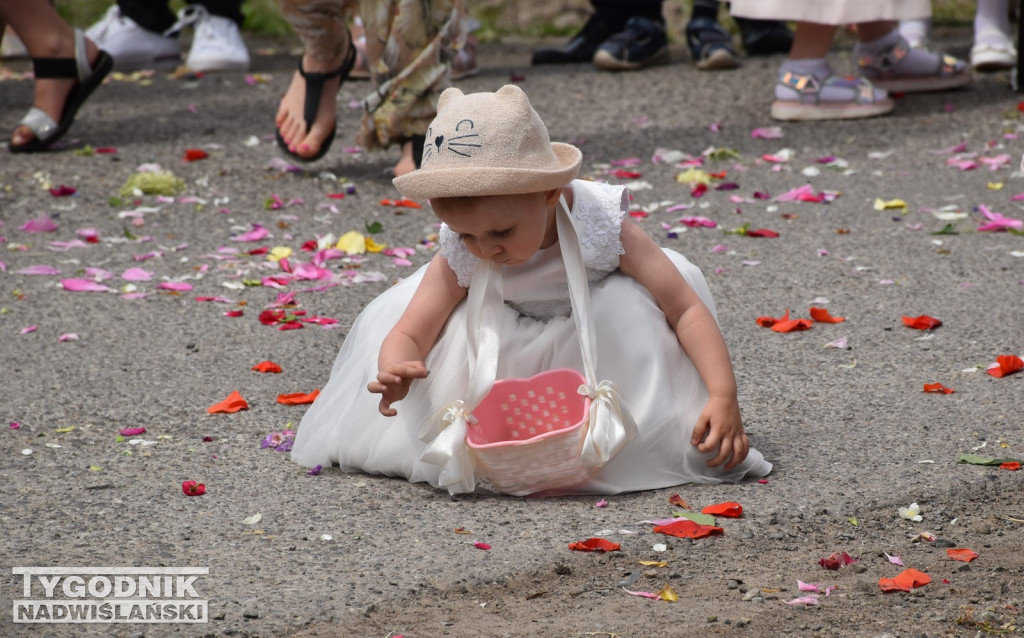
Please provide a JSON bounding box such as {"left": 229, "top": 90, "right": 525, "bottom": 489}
{"left": 292, "top": 249, "right": 771, "bottom": 495}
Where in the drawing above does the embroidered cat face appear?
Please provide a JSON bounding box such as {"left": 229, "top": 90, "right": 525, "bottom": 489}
{"left": 421, "top": 118, "right": 482, "bottom": 166}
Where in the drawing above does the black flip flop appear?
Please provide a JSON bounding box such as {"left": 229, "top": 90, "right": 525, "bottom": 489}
{"left": 9, "top": 29, "right": 113, "bottom": 153}
{"left": 275, "top": 40, "right": 357, "bottom": 163}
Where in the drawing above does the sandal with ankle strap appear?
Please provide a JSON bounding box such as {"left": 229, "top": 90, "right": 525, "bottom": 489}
{"left": 275, "top": 39, "right": 357, "bottom": 163}
{"left": 771, "top": 71, "right": 894, "bottom": 121}
{"left": 856, "top": 38, "right": 971, "bottom": 93}
{"left": 9, "top": 29, "right": 113, "bottom": 153}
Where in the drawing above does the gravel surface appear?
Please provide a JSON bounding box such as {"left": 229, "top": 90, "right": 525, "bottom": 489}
{"left": 1, "top": 30, "right": 1022, "bottom": 637}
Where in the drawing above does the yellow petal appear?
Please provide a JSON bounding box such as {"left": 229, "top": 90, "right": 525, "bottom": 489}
{"left": 55, "top": 426, "right": 76, "bottom": 433}
{"left": 873, "top": 198, "right": 907, "bottom": 211}
{"left": 365, "top": 237, "right": 386, "bottom": 253}
{"left": 988, "top": 182, "right": 1004, "bottom": 190}
{"left": 658, "top": 585, "right": 678, "bottom": 602}
{"left": 268, "top": 246, "right": 293, "bottom": 261}
{"left": 639, "top": 560, "right": 668, "bottom": 567}
{"left": 675, "top": 168, "right": 711, "bottom": 185}
{"left": 336, "top": 231, "right": 366, "bottom": 254}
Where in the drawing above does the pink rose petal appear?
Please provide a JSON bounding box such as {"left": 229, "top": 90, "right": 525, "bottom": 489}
{"left": 231, "top": 224, "right": 270, "bottom": 242}
{"left": 158, "top": 281, "right": 193, "bottom": 292}
{"left": 20, "top": 217, "right": 58, "bottom": 233}
{"left": 61, "top": 279, "right": 112, "bottom": 292}
{"left": 121, "top": 267, "right": 153, "bottom": 281}
{"left": 58, "top": 333, "right": 79, "bottom": 342}
{"left": 119, "top": 427, "right": 147, "bottom": 436}
{"left": 21, "top": 325, "right": 37, "bottom": 335}
{"left": 16, "top": 265, "right": 61, "bottom": 275}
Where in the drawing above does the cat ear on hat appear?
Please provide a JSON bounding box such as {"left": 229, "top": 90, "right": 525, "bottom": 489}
{"left": 437, "top": 87, "right": 466, "bottom": 110}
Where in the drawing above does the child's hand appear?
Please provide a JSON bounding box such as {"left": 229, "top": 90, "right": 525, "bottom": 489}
{"left": 689, "top": 395, "right": 750, "bottom": 470}
{"left": 367, "top": 361, "right": 429, "bottom": 416}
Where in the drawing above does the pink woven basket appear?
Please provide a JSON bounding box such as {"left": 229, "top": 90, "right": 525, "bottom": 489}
{"left": 466, "top": 368, "right": 592, "bottom": 495}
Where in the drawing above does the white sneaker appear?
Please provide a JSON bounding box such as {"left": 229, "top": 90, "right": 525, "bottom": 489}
{"left": 171, "top": 5, "right": 250, "bottom": 73}
{"left": 971, "top": 28, "right": 1016, "bottom": 72}
{"left": 85, "top": 5, "right": 182, "bottom": 71}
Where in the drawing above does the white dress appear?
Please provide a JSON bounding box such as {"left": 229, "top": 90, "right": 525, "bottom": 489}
{"left": 729, "top": 0, "right": 930, "bottom": 25}
{"left": 291, "top": 180, "right": 771, "bottom": 494}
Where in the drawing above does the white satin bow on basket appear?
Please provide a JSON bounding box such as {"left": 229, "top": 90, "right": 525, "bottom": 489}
{"left": 418, "top": 195, "right": 638, "bottom": 495}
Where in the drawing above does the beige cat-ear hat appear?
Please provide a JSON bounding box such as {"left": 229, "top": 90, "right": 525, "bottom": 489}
{"left": 393, "top": 84, "right": 582, "bottom": 200}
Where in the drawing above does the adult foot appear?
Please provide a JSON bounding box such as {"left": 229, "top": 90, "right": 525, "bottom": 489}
{"left": 10, "top": 33, "right": 102, "bottom": 148}
{"left": 275, "top": 51, "right": 346, "bottom": 160}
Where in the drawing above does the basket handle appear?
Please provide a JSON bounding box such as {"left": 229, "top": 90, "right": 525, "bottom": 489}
{"left": 417, "top": 258, "right": 503, "bottom": 494}
{"left": 557, "top": 195, "right": 639, "bottom": 466}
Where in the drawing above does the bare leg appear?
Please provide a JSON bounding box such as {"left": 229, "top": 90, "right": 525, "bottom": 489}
{"left": 787, "top": 22, "right": 838, "bottom": 59}
{"left": 0, "top": 2, "right": 102, "bottom": 147}
{"left": 855, "top": 21, "right": 896, "bottom": 43}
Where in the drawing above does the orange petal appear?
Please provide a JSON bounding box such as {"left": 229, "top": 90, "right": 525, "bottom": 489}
{"left": 809, "top": 307, "right": 845, "bottom": 323}
{"left": 568, "top": 538, "right": 621, "bottom": 552}
{"left": 946, "top": 548, "right": 978, "bottom": 563}
{"left": 207, "top": 390, "right": 249, "bottom": 414}
{"left": 251, "top": 360, "right": 283, "bottom": 373}
{"left": 771, "top": 318, "right": 813, "bottom": 333}
{"left": 653, "top": 520, "right": 724, "bottom": 539}
{"left": 902, "top": 315, "right": 942, "bottom": 330}
{"left": 277, "top": 389, "right": 320, "bottom": 405}
{"left": 879, "top": 568, "right": 931, "bottom": 592}
{"left": 923, "top": 382, "right": 954, "bottom": 394}
{"left": 701, "top": 501, "right": 743, "bottom": 518}
{"left": 757, "top": 308, "right": 790, "bottom": 328}
{"left": 987, "top": 354, "right": 1024, "bottom": 378}
{"left": 999, "top": 461, "right": 1021, "bottom": 471}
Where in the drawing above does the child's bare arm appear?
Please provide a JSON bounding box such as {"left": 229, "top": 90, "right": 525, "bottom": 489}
{"left": 617, "top": 220, "right": 749, "bottom": 470}
{"left": 368, "top": 253, "right": 467, "bottom": 416}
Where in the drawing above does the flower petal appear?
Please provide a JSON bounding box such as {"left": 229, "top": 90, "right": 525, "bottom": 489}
{"left": 207, "top": 391, "right": 249, "bottom": 414}
{"left": 277, "top": 390, "right": 320, "bottom": 405}
{"left": 568, "top": 538, "right": 621, "bottom": 552}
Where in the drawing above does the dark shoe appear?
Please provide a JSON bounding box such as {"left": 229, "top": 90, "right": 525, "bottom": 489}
{"left": 9, "top": 29, "right": 113, "bottom": 153}
{"left": 685, "top": 18, "right": 739, "bottom": 71}
{"left": 593, "top": 16, "right": 670, "bottom": 71}
{"left": 274, "top": 38, "right": 357, "bottom": 163}
{"left": 734, "top": 18, "right": 794, "bottom": 56}
{"left": 531, "top": 13, "right": 620, "bottom": 65}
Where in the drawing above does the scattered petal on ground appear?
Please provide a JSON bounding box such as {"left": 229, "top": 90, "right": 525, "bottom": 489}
{"left": 653, "top": 520, "right": 723, "bottom": 539}
{"left": 568, "top": 538, "right": 621, "bottom": 552}
{"left": 902, "top": 315, "right": 942, "bottom": 330}
{"left": 207, "top": 391, "right": 249, "bottom": 414}
{"left": 879, "top": 568, "right": 931, "bottom": 592}
{"left": 946, "top": 548, "right": 978, "bottom": 562}
{"left": 701, "top": 502, "right": 743, "bottom": 517}
{"left": 277, "top": 390, "right": 320, "bottom": 405}
{"left": 252, "top": 361, "right": 283, "bottom": 373}
{"left": 810, "top": 307, "right": 845, "bottom": 323}
{"left": 986, "top": 354, "right": 1023, "bottom": 378}
{"left": 182, "top": 480, "right": 206, "bottom": 496}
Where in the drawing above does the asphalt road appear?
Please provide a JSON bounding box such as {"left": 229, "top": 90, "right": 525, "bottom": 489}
{"left": 1, "top": 29, "right": 1022, "bottom": 637}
